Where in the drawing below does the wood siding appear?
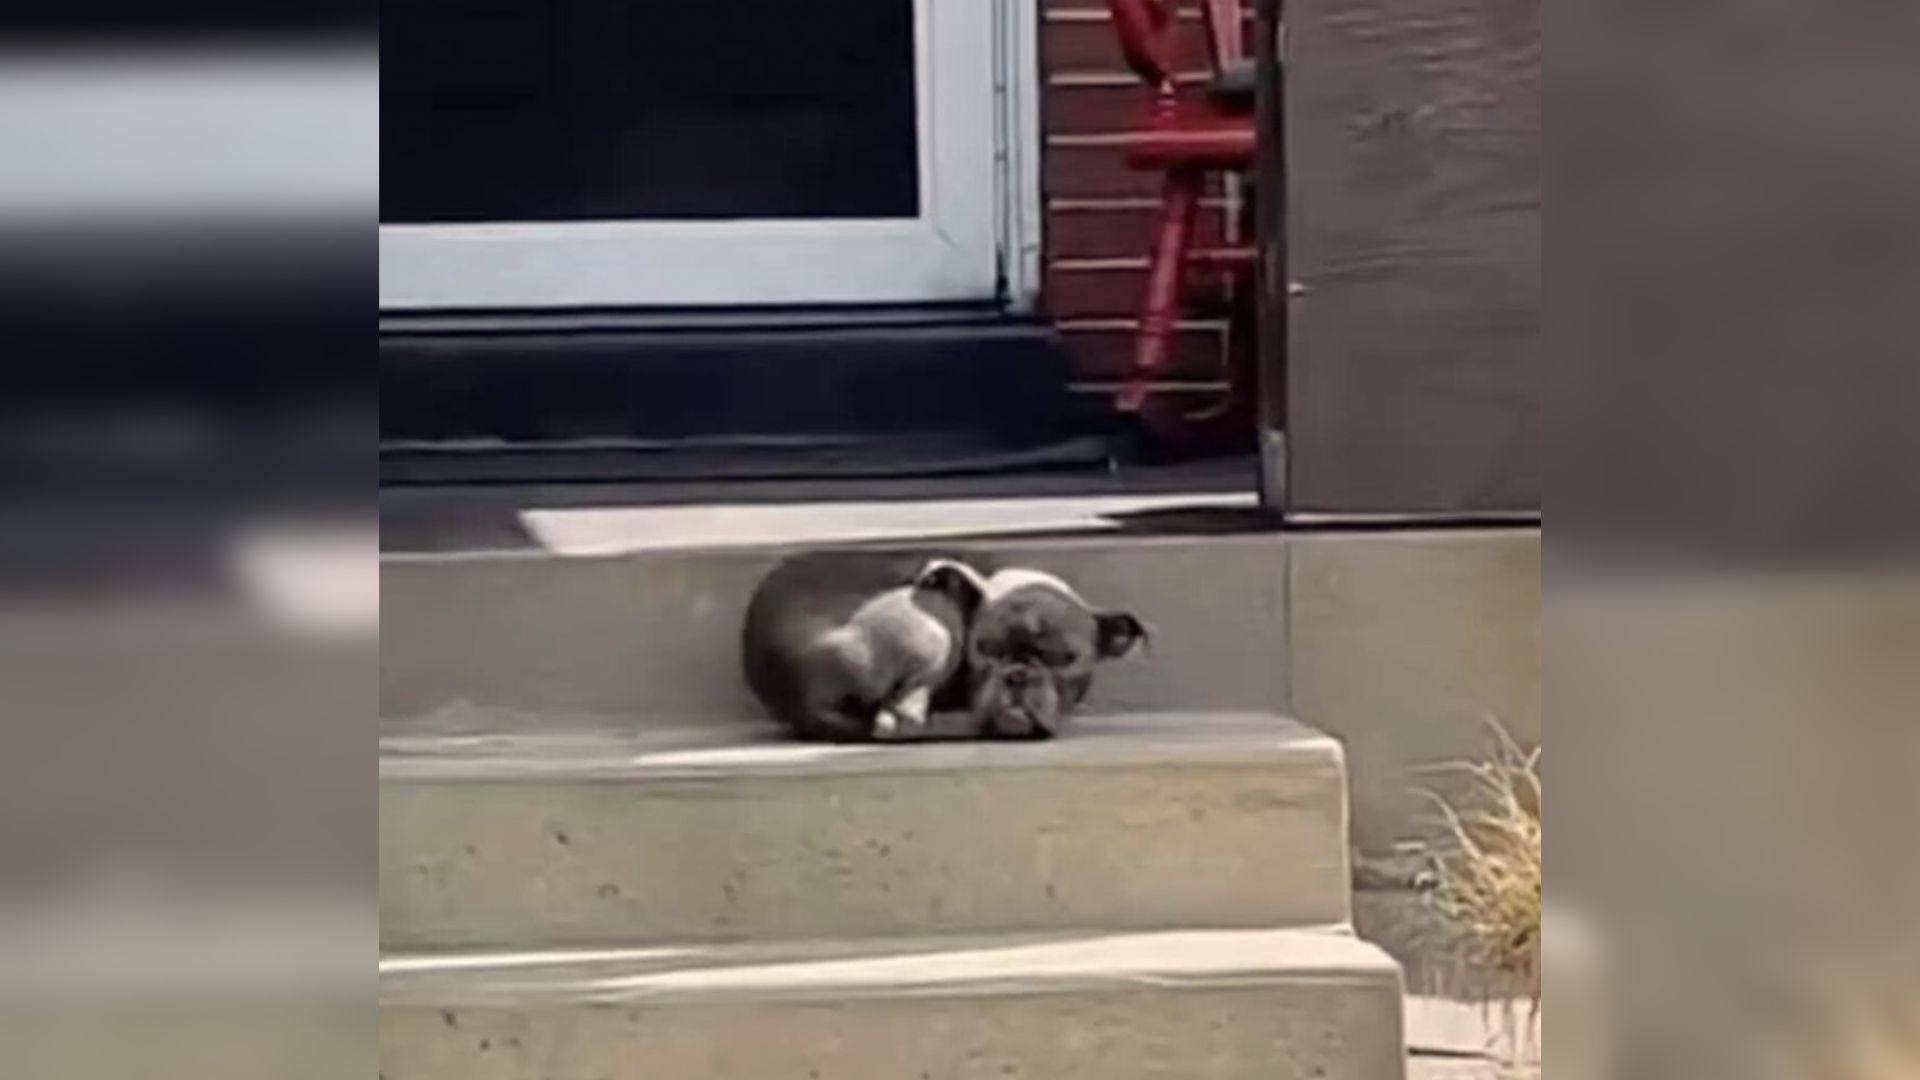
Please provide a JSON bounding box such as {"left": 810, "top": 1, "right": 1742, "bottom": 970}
{"left": 1281, "top": 0, "right": 1541, "bottom": 512}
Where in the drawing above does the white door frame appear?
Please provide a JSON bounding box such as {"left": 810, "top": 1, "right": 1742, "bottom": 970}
{"left": 382, "top": 0, "right": 1037, "bottom": 311}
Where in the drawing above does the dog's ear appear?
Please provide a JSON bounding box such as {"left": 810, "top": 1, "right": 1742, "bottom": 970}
{"left": 1095, "top": 611, "right": 1150, "bottom": 659}
{"left": 914, "top": 558, "right": 988, "bottom": 617}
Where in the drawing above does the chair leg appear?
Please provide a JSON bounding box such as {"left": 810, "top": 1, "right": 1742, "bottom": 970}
{"left": 1129, "top": 262, "right": 1258, "bottom": 458}
{"left": 1118, "top": 167, "right": 1204, "bottom": 413}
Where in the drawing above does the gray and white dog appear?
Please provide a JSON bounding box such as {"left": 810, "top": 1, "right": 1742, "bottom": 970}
{"left": 740, "top": 552, "right": 1147, "bottom": 741}
{"left": 961, "top": 565, "right": 1148, "bottom": 738}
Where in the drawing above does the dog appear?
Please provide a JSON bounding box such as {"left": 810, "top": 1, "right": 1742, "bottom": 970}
{"left": 961, "top": 566, "right": 1149, "bottom": 738}
{"left": 741, "top": 552, "right": 1148, "bottom": 741}
{"left": 740, "top": 551, "right": 983, "bottom": 741}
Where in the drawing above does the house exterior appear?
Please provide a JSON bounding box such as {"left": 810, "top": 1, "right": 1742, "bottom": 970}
{"left": 379, "top": 0, "right": 1239, "bottom": 480}
{"left": 380, "top": 0, "right": 1539, "bottom": 516}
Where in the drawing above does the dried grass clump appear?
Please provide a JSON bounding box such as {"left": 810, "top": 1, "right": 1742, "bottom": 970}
{"left": 1421, "top": 721, "right": 1542, "bottom": 1001}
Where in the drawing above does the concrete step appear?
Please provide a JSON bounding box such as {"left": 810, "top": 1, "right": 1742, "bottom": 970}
{"left": 381, "top": 533, "right": 1288, "bottom": 726}
{"left": 381, "top": 711, "right": 1352, "bottom": 949}
{"left": 380, "top": 928, "right": 1406, "bottom": 1080}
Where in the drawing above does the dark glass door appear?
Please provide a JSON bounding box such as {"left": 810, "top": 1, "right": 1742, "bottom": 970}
{"left": 380, "top": 0, "right": 1000, "bottom": 309}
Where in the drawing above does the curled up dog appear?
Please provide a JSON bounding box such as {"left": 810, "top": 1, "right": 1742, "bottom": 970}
{"left": 741, "top": 551, "right": 1147, "bottom": 742}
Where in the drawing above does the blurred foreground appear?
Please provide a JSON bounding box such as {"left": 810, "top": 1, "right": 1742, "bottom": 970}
{"left": 0, "top": 14, "right": 376, "bottom": 1078}
{"left": 2, "top": 0, "right": 1918, "bottom": 1075}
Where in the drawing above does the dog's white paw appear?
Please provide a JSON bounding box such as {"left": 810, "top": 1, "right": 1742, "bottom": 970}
{"left": 892, "top": 685, "right": 932, "bottom": 729}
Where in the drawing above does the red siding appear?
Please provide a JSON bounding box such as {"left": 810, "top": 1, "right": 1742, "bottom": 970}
{"left": 1049, "top": 202, "right": 1229, "bottom": 259}
{"left": 1050, "top": 322, "right": 1233, "bottom": 387}
{"left": 1038, "top": 4, "right": 1242, "bottom": 397}
{"left": 1044, "top": 17, "right": 1215, "bottom": 71}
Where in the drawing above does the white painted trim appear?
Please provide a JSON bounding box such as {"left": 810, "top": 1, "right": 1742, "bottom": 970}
{"left": 1052, "top": 256, "right": 1151, "bottom": 271}
{"left": 1054, "top": 317, "right": 1229, "bottom": 332}
{"left": 1050, "top": 196, "right": 1235, "bottom": 211}
{"left": 994, "top": 0, "right": 1046, "bottom": 312}
{"left": 1049, "top": 70, "right": 1211, "bottom": 87}
{"left": 1042, "top": 5, "right": 1206, "bottom": 22}
{"left": 380, "top": 0, "right": 1000, "bottom": 310}
{"left": 1040, "top": 6, "right": 1109, "bottom": 20}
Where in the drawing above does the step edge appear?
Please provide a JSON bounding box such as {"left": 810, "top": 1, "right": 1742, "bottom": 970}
{"left": 381, "top": 928, "right": 1402, "bottom": 1009}
{"left": 378, "top": 522, "right": 1280, "bottom": 566}
{"left": 379, "top": 713, "right": 1346, "bottom": 784}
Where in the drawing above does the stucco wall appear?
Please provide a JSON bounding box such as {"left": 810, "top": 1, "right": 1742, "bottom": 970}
{"left": 1287, "top": 528, "right": 1542, "bottom": 858}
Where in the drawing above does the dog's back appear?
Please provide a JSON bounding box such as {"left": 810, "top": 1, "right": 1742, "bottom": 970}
{"left": 742, "top": 551, "right": 973, "bottom": 740}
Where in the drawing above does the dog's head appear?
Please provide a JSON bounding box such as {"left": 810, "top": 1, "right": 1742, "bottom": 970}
{"left": 962, "top": 568, "right": 1148, "bottom": 738}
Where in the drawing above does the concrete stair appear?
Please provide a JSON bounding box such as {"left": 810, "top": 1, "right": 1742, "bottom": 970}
{"left": 382, "top": 712, "right": 1353, "bottom": 949}
{"left": 381, "top": 535, "right": 1290, "bottom": 726}
{"left": 380, "top": 531, "right": 1407, "bottom": 1078}
{"left": 381, "top": 930, "right": 1405, "bottom": 1080}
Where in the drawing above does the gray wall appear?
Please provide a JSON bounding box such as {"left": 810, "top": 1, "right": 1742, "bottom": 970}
{"left": 1287, "top": 529, "right": 1540, "bottom": 856}
{"left": 1280, "top": 0, "right": 1541, "bottom": 514}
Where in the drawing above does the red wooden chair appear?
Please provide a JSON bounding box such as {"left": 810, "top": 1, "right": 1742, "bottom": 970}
{"left": 1106, "top": 0, "right": 1261, "bottom": 451}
